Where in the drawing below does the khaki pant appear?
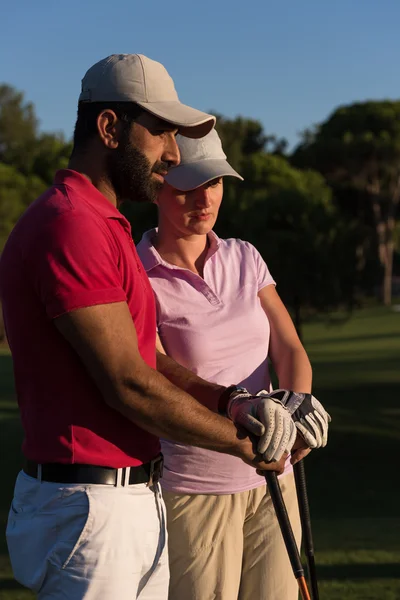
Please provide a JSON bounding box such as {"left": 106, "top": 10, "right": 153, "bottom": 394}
{"left": 163, "top": 472, "right": 301, "bottom": 600}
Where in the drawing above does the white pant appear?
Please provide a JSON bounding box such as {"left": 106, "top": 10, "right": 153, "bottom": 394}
{"left": 6, "top": 470, "right": 169, "bottom": 599}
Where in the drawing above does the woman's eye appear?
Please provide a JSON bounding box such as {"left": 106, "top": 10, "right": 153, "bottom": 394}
{"left": 209, "top": 179, "right": 222, "bottom": 188}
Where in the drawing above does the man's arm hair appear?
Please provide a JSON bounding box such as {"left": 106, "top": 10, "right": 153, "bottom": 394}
{"left": 55, "top": 302, "right": 240, "bottom": 455}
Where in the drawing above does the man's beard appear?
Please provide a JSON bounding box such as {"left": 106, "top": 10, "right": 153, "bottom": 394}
{"left": 106, "top": 132, "right": 168, "bottom": 204}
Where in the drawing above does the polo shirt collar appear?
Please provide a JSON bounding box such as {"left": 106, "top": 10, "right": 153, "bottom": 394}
{"left": 54, "top": 169, "right": 127, "bottom": 221}
{"left": 138, "top": 228, "right": 221, "bottom": 273}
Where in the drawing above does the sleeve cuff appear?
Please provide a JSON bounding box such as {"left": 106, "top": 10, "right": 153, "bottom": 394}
{"left": 47, "top": 288, "right": 127, "bottom": 319}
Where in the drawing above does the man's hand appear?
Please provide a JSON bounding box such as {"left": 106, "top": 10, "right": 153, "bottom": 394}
{"left": 226, "top": 388, "right": 297, "bottom": 462}
{"left": 234, "top": 430, "right": 288, "bottom": 474}
{"left": 258, "top": 389, "right": 331, "bottom": 449}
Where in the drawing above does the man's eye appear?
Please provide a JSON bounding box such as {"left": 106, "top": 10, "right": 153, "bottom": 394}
{"left": 149, "top": 128, "right": 167, "bottom": 136}
{"left": 150, "top": 127, "right": 179, "bottom": 137}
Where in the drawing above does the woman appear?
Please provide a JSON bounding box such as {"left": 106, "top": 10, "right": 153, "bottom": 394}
{"left": 137, "top": 129, "right": 315, "bottom": 599}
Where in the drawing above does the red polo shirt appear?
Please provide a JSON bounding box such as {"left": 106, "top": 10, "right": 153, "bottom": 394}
{"left": 0, "top": 170, "right": 160, "bottom": 467}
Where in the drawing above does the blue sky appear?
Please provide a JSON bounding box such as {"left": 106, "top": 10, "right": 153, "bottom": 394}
{"left": 2, "top": 0, "right": 400, "bottom": 149}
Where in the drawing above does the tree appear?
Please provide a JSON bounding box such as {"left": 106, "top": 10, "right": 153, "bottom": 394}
{"left": 215, "top": 150, "right": 360, "bottom": 338}
{"left": 0, "top": 84, "right": 72, "bottom": 185}
{"left": 0, "top": 163, "right": 45, "bottom": 341}
{"left": 293, "top": 101, "right": 400, "bottom": 305}
{"left": 0, "top": 163, "right": 46, "bottom": 250}
{"left": 32, "top": 133, "right": 72, "bottom": 185}
{"left": 0, "top": 84, "right": 38, "bottom": 174}
{"left": 0, "top": 84, "right": 73, "bottom": 252}
{"left": 213, "top": 114, "right": 288, "bottom": 171}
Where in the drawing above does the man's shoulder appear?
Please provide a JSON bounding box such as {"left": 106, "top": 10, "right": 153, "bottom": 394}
{"left": 31, "top": 181, "right": 95, "bottom": 219}
{"left": 4, "top": 185, "right": 111, "bottom": 271}
{"left": 20, "top": 183, "right": 104, "bottom": 237}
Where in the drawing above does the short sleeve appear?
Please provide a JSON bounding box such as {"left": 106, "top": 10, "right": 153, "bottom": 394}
{"left": 245, "top": 242, "right": 276, "bottom": 291}
{"left": 26, "top": 212, "right": 127, "bottom": 319}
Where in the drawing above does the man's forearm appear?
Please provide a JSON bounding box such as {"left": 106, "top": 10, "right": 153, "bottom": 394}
{"left": 156, "top": 350, "right": 225, "bottom": 412}
{"left": 104, "top": 360, "right": 242, "bottom": 455}
{"left": 107, "top": 365, "right": 285, "bottom": 472}
{"left": 54, "top": 303, "right": 262, "bottom": 464}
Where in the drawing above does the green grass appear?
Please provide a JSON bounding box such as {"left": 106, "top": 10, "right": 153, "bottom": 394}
{"left": 0, "top": 306, "right": 400, "bottom": 598}
{"left": 0, "top": 348, "right": 31, "bottom": 600}
{"left": 301, "top": 306, "right": 400, "bottom": 598}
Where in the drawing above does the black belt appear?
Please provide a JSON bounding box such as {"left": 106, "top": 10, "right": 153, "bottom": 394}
{"left": 24, "top": 455, "right": 163, "bottom": 487}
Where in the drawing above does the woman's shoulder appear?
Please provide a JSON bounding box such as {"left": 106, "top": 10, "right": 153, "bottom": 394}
{"left": 136, "top": 228, "right": 157, "bottom": 259}
{"left": 136, "top": 228, "right": 156, "bottom": 250}
{"left": 217, "top": 236, "right": 259, "bottom": 257}
{"left": 213, "top": 237, "right": 264, "bottom": 276}
{"left": 216, "top": 236, "right": 270, "bottom": 278}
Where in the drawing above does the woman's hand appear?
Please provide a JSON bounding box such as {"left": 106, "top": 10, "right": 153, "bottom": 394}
{"left": 290, "top": 433, "right": 312, "bottom": 465}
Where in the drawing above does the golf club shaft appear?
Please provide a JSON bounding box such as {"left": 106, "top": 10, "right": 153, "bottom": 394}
{"left": 264, "top": 471, "right": 311, "bottom": 600}
{"left": 294, "top": 460, "right": 319, "bottom": 600}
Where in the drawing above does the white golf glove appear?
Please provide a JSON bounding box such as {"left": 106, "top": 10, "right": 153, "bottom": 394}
{"left": 257, "top": 389, "right": 331, "bottom": 448}
{"left": 225, "top": 387, "right": 297, "bottom": 462}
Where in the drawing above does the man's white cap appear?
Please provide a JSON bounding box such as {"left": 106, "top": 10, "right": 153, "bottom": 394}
{"left": 165, "top": 129, "right": 243, "bottom": 191}
{"left": 79, "top": 54, "right": 215, "bottom": 139}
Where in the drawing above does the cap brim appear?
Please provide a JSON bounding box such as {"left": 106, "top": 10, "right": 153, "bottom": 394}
{"left": 165, "top": 159, "right": 243, "bottom": 191}
{"left": 136, "top": 101, "right": 215, "bottom": 138}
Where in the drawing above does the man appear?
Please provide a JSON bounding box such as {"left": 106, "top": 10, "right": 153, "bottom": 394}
{"left": 0, "top": 54, "right": 297, "bottom": 600}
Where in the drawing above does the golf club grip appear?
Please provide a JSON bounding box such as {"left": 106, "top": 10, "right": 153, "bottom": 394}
{"left": 264, "top": 471, "right": 304, "bottom": 579}
{"left": 293, "top": 460, "right": 315, "bottom": 555}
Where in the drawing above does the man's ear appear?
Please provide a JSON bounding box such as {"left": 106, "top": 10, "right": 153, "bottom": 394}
{"left": 97, "top": 109, "right": 120, "bottom": 149}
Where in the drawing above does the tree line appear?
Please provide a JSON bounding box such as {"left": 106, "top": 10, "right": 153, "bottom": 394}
{"left": 1, "top": 84, "right": 399, "bottom": 339}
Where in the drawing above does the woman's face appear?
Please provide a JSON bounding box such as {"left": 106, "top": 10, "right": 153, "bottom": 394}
{"left": 156, "top": 177, "right": 224, "bottom": 237}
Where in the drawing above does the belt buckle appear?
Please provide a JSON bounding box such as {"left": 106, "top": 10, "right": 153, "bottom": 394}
{"left": 147, "top": 454, "right": 164, "bottom": 487}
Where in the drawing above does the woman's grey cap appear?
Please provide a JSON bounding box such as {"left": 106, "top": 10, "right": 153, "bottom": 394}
{"left": 79, "top": 54, "right": 215, "bottom": 139}
{"left": 165, "top": 129, "right": 244, "bottom": 191}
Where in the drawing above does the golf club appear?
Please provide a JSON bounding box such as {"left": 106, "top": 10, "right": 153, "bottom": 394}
{"left": 264, "top": 471, "right": 311, "bottom": 600}
{"left": 294, "top": 459, "right": 319, "bottom": 600}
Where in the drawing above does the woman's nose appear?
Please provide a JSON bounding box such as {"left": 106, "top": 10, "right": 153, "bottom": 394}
{"left": 194, "top": 186, "right": 211, "bottom": 208}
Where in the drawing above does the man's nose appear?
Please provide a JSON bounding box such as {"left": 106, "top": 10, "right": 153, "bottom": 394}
{"left": 163, "top": 134, "right": 180, "bottom": 168}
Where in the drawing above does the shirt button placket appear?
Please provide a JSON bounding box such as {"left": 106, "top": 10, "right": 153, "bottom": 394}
{"left": 200, "top": 281, "right": 220, "bottom": 306}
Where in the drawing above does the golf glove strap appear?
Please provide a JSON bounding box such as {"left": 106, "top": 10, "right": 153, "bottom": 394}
{"left": 226, "top": 387, "right": 297, "bottom": 462}
{"left": 257, "top": 389, "right": 331, "bottom": 448}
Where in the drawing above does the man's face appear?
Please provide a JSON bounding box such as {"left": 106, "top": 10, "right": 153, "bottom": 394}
{"left": 106, "top": 113, "right": 180, "bottom": 204}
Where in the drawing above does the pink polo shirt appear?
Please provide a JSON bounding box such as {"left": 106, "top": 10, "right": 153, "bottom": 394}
{"left": 137, "top": 229, "right": 291, "bottom": 494}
